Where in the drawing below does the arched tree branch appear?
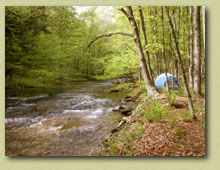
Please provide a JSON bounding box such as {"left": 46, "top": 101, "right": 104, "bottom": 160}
{"left": 77, "top": 32, "right": 133, "bottom": 66}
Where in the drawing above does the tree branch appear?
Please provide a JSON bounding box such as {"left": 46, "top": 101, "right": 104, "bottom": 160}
{"left": 77, "top": 32, "right": 133, "bottom": 65}
{"left": 119, "top": 8, "right": 129, "bottom": 18}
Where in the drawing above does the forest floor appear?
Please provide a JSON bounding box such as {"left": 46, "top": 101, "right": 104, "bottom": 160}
{"left": 95, "top": 82, "right": 205, "bottom": 156}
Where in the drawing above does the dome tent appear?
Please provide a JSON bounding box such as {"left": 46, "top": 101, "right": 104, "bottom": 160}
{"left": 154, "top": 73, "right": 180, "bottom": 90}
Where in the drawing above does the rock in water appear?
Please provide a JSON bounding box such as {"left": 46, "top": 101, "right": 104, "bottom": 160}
{"left": 120, "top": 109, "right": 132, "bottom": 115}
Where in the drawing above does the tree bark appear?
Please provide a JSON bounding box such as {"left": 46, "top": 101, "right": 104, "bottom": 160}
{"left": 161, "top": 7, "right": 170, "bottom": 94}
{"left": 121, "top": 6, "right": 159, "bottom": 97}
{"left": 172, "top": 9, "right": 179, "bottom": 82}
{"left": 138, "top": 6, "right": 153, "bottom": 83}
{"left": 201, "top": 6, "right": 205, "bottom": 79}
{"left": 165, "top": 7, "right": 196, "bottom": 119}
{"left": 193, "top": 6, "right": 202, "bottom": 96}
{"left": 189, "top": 7, "right": 194, "bottom": 88}
{"left": 154, "top": 53, "right": 160, "bottom": 76}
{"left": 203, "top": 6, "right": 205, "bottom": 52}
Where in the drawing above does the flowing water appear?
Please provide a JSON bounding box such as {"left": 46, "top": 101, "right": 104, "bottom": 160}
{"left": 5, "top": 81, "right": 126, "bottom": 156}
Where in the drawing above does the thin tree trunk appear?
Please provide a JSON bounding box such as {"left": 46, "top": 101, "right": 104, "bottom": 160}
{"left": 193, "top": 6, "right": 202, "bottom": 96}
{"left": 121, "top": 6, "right": 159, "bottom": 97}
{"left": 183, "top": 8, "right": 187, "bottom": 53}
{"left": 203, "top": 6, "right": 205, "bottom": 52}
{"left": 172, "top": 9, "right": 179, "bottom": 82}
{"left": 201, "top": 6, "right": 205, "bottom": 78}
{"left": 187, "top": 7, "right": 191, "bottom": 70}
{"left": 139, "top": 67, "right": 142, "bottom": 82}
{"left": 154, "top": 53, "right": 160, "bottom": 76}
{"left": 154, "top": 8, "right": 162, "bottom": 75}
{"left": 165, "top": 7, "right": 196, "bottom": 120}
{"left": 177, "top": 7, "right": 181, "bottom": 43}
{"left": 138, "top": 6, "right": 153, "bottom": 83}
{"left": 161, "top": 7, "right": 170, "bottom": 94}
{"left": 189, "top": 7, "right": 194, "bottom": 88}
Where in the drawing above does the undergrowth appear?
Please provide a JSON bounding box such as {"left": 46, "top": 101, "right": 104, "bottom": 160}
{"left": 164, "top": 89, "right": 177, "bottom": 106}
{"left": 97, "top": 81, "right": 205, "bottom": 156}
{"left": 141, "top": 100, "right": 167, "bottom": 121}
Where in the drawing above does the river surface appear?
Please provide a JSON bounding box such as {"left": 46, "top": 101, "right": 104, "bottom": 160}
{"left": 5, "top": 81, "right": 126, "bottom": 156}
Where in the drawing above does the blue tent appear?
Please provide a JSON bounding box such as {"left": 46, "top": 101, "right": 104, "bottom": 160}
{"left": 154, "top": 73, "right": 180, "bottom": 90}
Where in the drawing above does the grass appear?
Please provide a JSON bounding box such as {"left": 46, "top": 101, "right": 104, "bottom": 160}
{"left": 143, "top": 100, "right": 167, "bottom": 121}
{"left": 172, "top": 142, "right": 181, "bottom": 149}
{"left": 164, "top": 90, "right": 177, "bottom": 106}
{"left": 168, "top": 113, "right": 178, "bottom": 127}
{"left": 112, "top": 82, "right": 133, "bottom": 90}
{"left": 5, "top": 70, "right": 90, "bottom": 90}
{"left": 193, "top": 102, "right": 205, "bottom": 113}
{"left": 130, "top": 83, "right": 146, "bottom": 98}
{"left": 175, "top": 126, "right": 182, "bottom": 137}
{"left": 110, "top": 82, "right": 133, "bottom": 95}
{"left": 107, "top": 138, "right": 119, "bottom": 156}
{"left": 120, "top": 122, "right": 144, "bottom": 143}
{"left": 6, "top": 77, "right": 54, "bottom": 89}
{"left": 181, "top": 109, "right": 192, "bottom": 121}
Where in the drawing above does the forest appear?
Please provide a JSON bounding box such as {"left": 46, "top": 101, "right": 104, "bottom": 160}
{"left": 5, "top": 6, "right": 205, "bottom": 156}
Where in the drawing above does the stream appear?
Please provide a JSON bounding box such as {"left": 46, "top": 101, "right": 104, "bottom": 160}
{"left": 5, "top": 80, "right": 127, "bottom": 156}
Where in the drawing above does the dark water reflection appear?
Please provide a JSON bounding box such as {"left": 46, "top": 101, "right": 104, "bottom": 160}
{"left": 5, "top": 81, "right": 125, "bottom": 156}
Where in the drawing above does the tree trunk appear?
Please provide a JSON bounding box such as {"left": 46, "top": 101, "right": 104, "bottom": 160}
{"left": 202, "top": 6, "right": 205, "bottom": 52}
{"left": 177, "top": 7, "right": 181, "bottom": 43}
{"left": 154, "top": 53, "right": 160, "bottom": 76}
{"left": 161, "top": 7, "right": 170, "bottom": 94}
{"left": 139, "top": 67, "right": 142, "bottom": 82}
{"left": 165, "top": 7, "right": 196, "bottom": 120}
{"left": 121, "top": 6, "right": 159, "bottom": 97}
{"left": 189, "top": 7, "right": 194, "bottom": 88}
{"left": 193, "top": 6, "right": 202, "bottom": 96}
{"left": 172, "top": 9, "right": 179, "bottom": 82}
{"left": 201, "top": 6, "right": 205, "bottom": 79}
{"left": 138, "top": 6, "right": 153, "bottom": 83}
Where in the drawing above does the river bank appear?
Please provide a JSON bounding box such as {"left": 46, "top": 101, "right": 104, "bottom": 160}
{"left": 94, "top": 82, "right": 205, "bottom": 156}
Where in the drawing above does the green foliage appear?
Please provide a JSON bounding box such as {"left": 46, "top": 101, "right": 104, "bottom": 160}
{"left": 100, "top": 52, "right": 139, "bottom": 80}
{"left": 181, "top": 109, "right": 192, "bottom": 121}
{"left": 164, "top": 89, "right": 177, "bottom": 106}
{"left": 172, "top": 142, "right": 181, "bottom": 149}
{"left": 122, "top": 148, "right": 133, "bottom": 156}
{"left": 107, "top": 138, "right": 119, "bottom": 155}
{"left": 193, "top": 102, "right": 205, "bottom": 113}
{"left": 201, "top": 80, "right": 206, "bottom": 97}
{"left": 111, "top": 83, "right": 133, "bottom": 90}
{"left": 120, "top": 122, "right": 144, "bottom": 143}
{"left": 176, "top": 87, "right": 185, "bottom": 96}
{"left": 120, "top": 129, "right": 136, "bottom": 143}
{"left": 175, "top": 126, "right": 182, "bottom": 137}
{"left": 5, "top": 6, "right": 108, "bottom": 87}
{"left": 167, "top": 113, "right": 178, "bottom": 127}
{"left": 5, "top": 6, "right": 205, "bottom": 93}
{"left": 130, "top": 84, "right": 146, "bottom": 98}
{"left": 136, "top": 124, "right": 145, "bottom": 137}
{"left": 144, "top": 100, "right": 167, "bottom": 121}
